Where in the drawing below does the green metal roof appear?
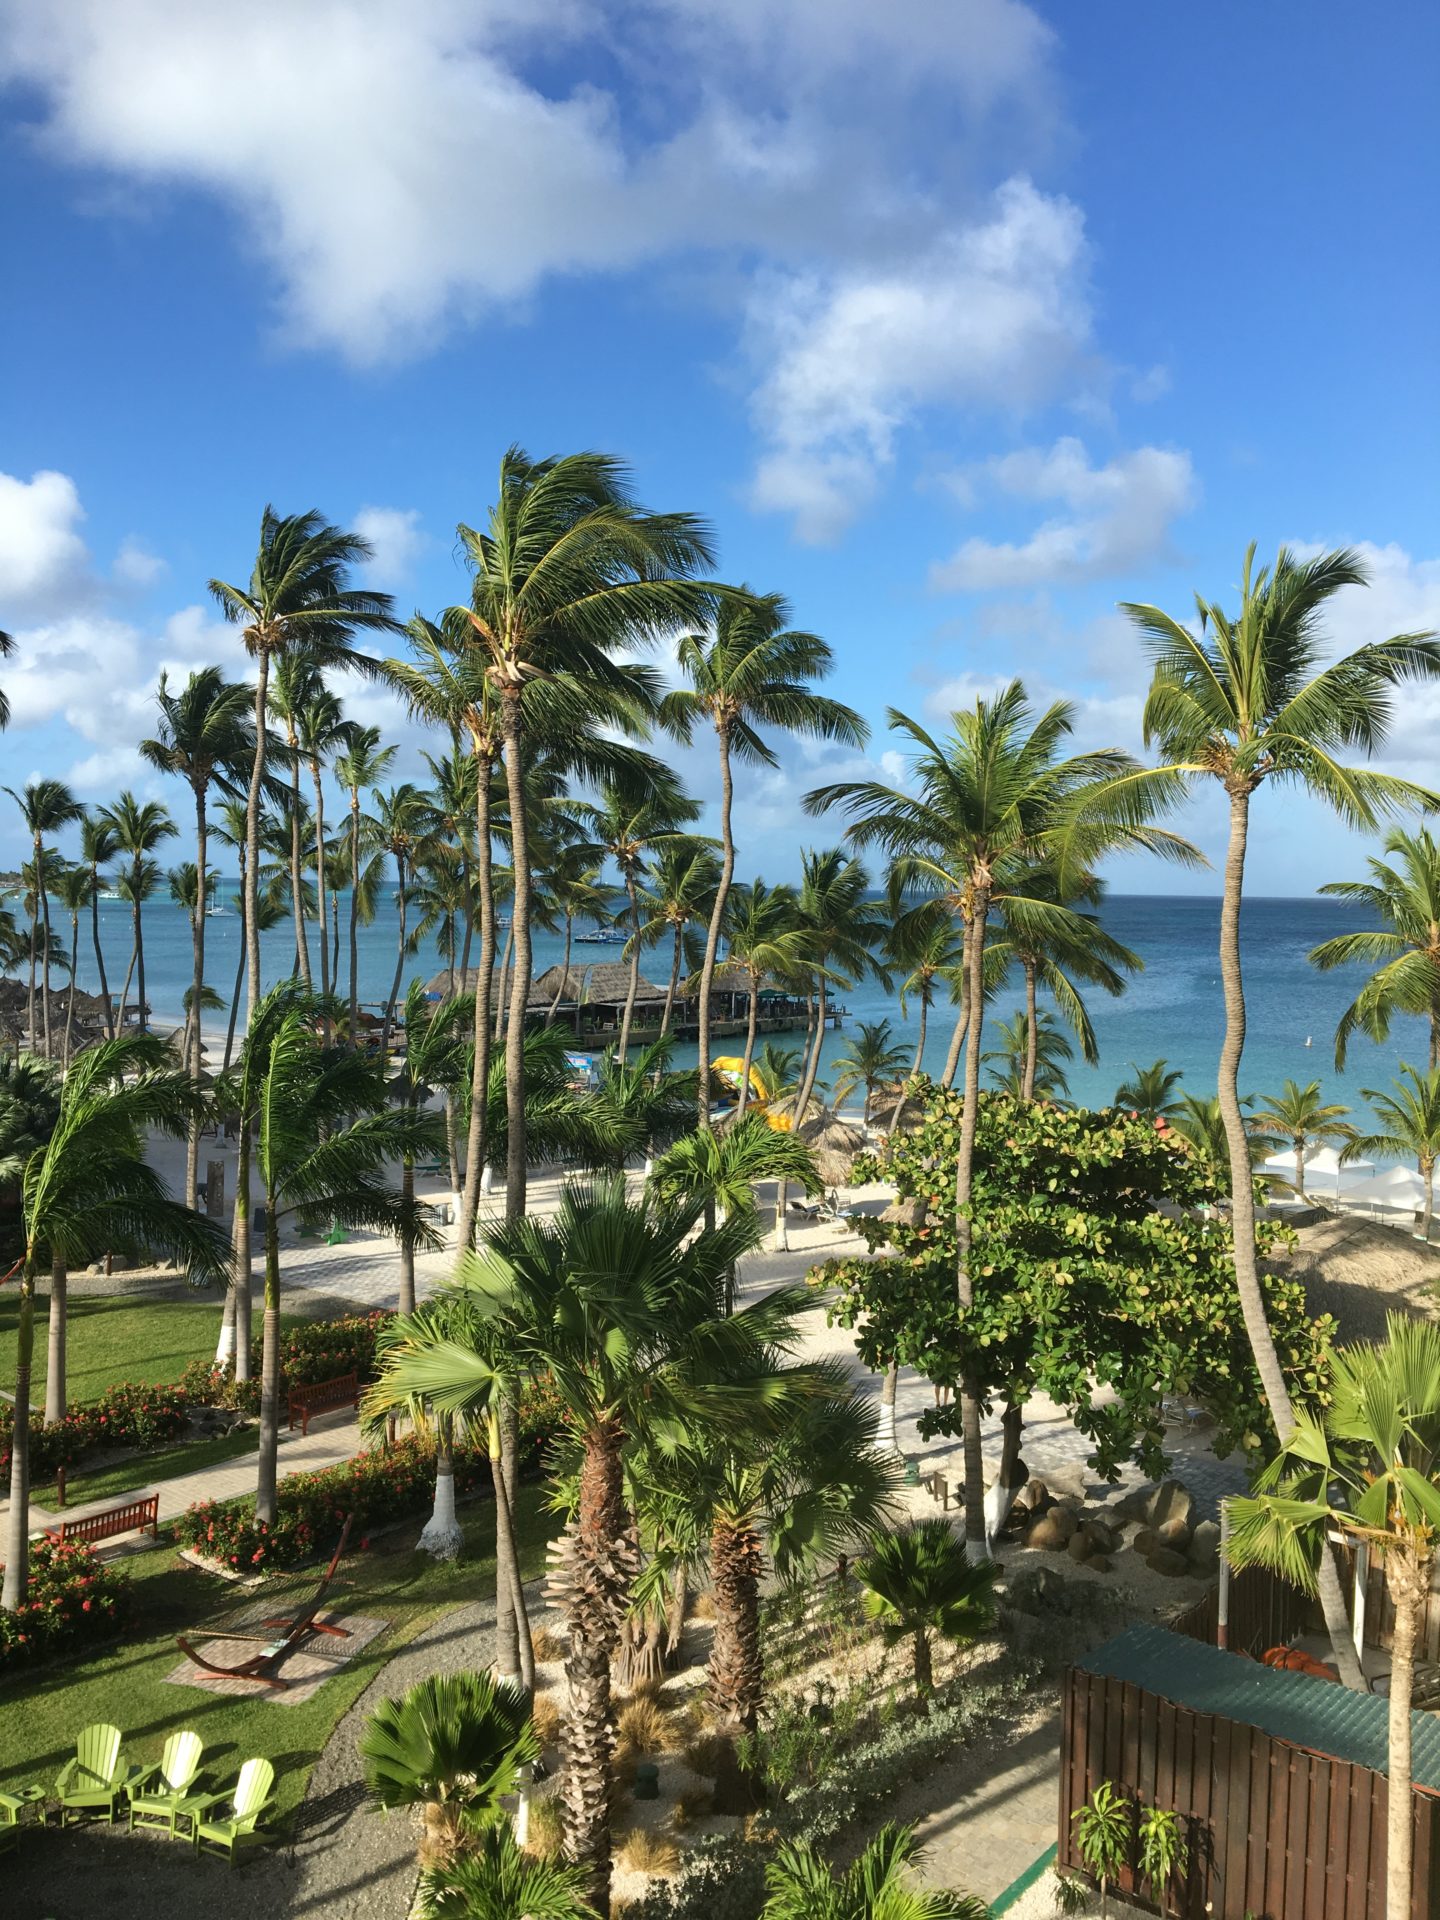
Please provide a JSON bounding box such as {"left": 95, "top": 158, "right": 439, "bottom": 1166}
{"left": 1080, "top": 1623, "right": 1440, "bottom": 1790}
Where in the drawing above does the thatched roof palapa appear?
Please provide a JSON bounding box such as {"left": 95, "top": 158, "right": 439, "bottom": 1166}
{"left": 578, "top": 962, "right": 667, "bottom": 1006}
{"left": 796, "top": 1111, "right": 866, "bottom": 1188}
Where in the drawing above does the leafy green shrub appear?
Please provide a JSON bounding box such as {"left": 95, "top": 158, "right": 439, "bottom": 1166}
{"left": 0, "top": 1537, "right": 133, "bottom": 1670}
{"left": 0, "top": 1378, "right": 197, "bottom": 1481}
{"left": 1072, "top": 1782, "right": 1132, "bottom": 1916}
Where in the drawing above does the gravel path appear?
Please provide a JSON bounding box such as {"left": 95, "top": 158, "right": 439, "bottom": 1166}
{"left": 6, "top": 1592, "right": 504, "bottom": 1920}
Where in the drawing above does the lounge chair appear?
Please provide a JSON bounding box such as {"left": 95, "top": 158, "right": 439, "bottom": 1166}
{"left": 56, "top": 1723, "right": 134, "bottom": 1825}
{"left": 0, "top": 1784, "right": 44, "bottom": 1855}
{"left": 191, "top": 1758, "right": 276, "bottom": 1866}
{"left": 128, "top": 1730, "right": 206, "bottom": 1837}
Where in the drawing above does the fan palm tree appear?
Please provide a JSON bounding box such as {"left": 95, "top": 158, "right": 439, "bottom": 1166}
{"left": 333, "top": 726, "right": 397, "bottom": 1037}
{"left": 359, "top": 1669, "right": 538, "bottom": 1865}
{"left": 101, "top": 792, "right": 177, "bottom": 1036}
{"left": 452, "top": 448, "right": 717, "bottom": 1228}
{"left": 1248, "top": 1079, "right": 1357, "bottom": 1198}
{"left": 417, "top": 1827, "right": 596, "bottom": 1920}
{"left": 140, "top": 666, "right": 259, "bottom": 1189}
{"left": 829, "top": 1019, "right": 909, "bottom": 1125}
{"left": 1125, "top": 543, "right": 1440, "bottom": 1528}
{"left": 982, "top": 1010, "right": 1073, "bottom": 1102}
{"left": 807, "top": 685, "right": 1189, "bottom": 1555}
{"left": 762, "top": 1823, "right": 989, "bottom": 1920}
{"left": 4, "top": 778, "right": 84, "bottom": 1056}
{"left": 372, "top": 783, "right": 438, "bottom": 1055}
{"left": 1113, "top": 1059, "right": 1185, "bottom": 1120}
{"left": 856, "top": 1519, "right": 999, "bottom": 1697}
{"left": 632, "top": 839, "right": 721, "bottom": 1040}
{"left": 209, "top": 507, "right": 399, "bottom": 1026}
{"left": 1312, "top": 826, "right": 1440, "bottom": 1069}
{"left": 720, "top": 879, "right": 810, "bottom": 1118}
{"left": 1228, "top": 1315, "right": 1440, "bottom": 1920}
{"left": 377, "top": 1178, "right": 803, "bottom": 1913}
{"left": 77, "top": 813, "right": 119, "bottom": 1040}
{"left": 1, "top": 1034, "right": 226, "bottom": 1609}
{"left": 1346, "top": 1063, "right": 1440, "bottom": 1240}
{"left": 52, "top": 864, "right": 94, "bottom": 1068}
{"left": 235, "top": 984, "right": 440, "bottom": 1523}
{"left": 661, "top": 588, "right": 867, "bottom": 1122}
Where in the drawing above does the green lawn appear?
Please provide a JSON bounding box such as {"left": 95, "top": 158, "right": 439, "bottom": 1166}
{"left": 0, "top": 1481, "right": 555, "bottom": 1830}
{"left": 32, "top": 1429, "right": 260, "bottom": 1511}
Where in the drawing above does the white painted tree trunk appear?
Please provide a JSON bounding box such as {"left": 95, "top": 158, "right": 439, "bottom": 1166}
{"left": 774, "top": 1177, "right": 789, "bottom": 1249}
{"left": 481, "top": 1163, "right": 495, "bottom": 1197}
{"left": 214, "top": 1318, "right": 237, "bottom": 1368}
{"left": 417, "top": 1469, "right": 464, "bottom": 1561}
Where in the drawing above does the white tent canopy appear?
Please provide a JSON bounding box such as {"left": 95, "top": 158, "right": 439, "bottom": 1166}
{"left": 1341, "top": 1164, "right": 1427, "bottom": 1212}
{"left": 1261, "top": 1143, "right": 1374, "bottom": 1192}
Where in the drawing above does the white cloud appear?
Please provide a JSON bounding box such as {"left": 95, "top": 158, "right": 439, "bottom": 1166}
{"left": 0, "top": 469, "right": 92, "bottom": 616}
{"left": 746, "top": 180, "right": 1093, "bottom": 541}
{"left": 354, "top": 506, "right": 426, "bottom": 587}
{"left": 931, "top": 436, "right": 1197, "bottom": 590}
{"left": 113, "top": 536, "right": 167, "bottom": 587}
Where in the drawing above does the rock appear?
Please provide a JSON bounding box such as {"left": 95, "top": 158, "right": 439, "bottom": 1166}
{"left": 1147, "top": 1548, "right": 1193, "bottom": 1578}
{"left": 1068, "top": 1531, "right": 1093, "bottom": 1564}
{"left": 1148, "top": 1480, "right": 1194, "bottom": 1531}
{"left": 1089, "top": 1555, "right": 1112, "bottom": 1573}
{"left": 1114, "top": 1483, "right": 1155, "bottom": 1523}
{"left": 1156, "top": 1517, "right": 1192, "bottom": 1552}
{"left": 1083, "top": 1520, "right": 1118, "bottom": 1555}
{"left": 1005, "top": 1566, "right": 1069, "bottom": 1614}
{"left": 1024, "top": 1513, "right": 1068, "bottom": 1552}
{"left": 1189, "top": 1520, "right": 1221, "bottom": 1571}
{"left": 1012, "top": 1479, "right": 1045, "bottom": 1515}
{"left": 1133, "top": 1527, "right": 1158, "bottom": 1557}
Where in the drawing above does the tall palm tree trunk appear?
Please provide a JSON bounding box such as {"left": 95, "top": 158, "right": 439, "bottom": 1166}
{"left": 89, "top": 873, "right": 113, "bottom": 1039}
{"left": 735, "top": 972, "right": 761, "bottom": 1118}
{"left": 500, "top": 695, "right": 532, "bottom": 1220}
{"left": 660, "top": 923, "right": 682, "bottom": 1039}
{"left": 38, "top": 843, "right": 54, "bottom": 1058}
{"left": 286, "top": 741, "right": 311, "bottom": 985}
{"left": 562, "top": 1421, "right": 626, "bottom": 1914}
{"left": 398, "top": 1137, "right": 416, "bottom": 1315}
{"left": 244, "top": 652, "right": 271, "bottom": 1019}
{"left": 708, "top": 1517, "right": 764, "bottom": 1735}
{"left": 1217, "top": 786, "right": 1365, "bottom": 1687}
{"left": 117, "top": 913, "right": 139, "bottom": 1038}
{"left": 255, "top": 1199, "right": 283, "bottom": 1524}
{"left": 187, "top": 789, "right": 208, "bottom": 1208}
{"left": 235, "top": 652, "right": 271, "bottom": 1398}
{"left": 493, "top": 919, "right": 514, "bottom": 1044}
{"left": 1, "top": 1261, "right": 37, "bottom": 1609}
{"left": 311, "top": 759, "right": 330, "bottom": 1002}
{"left": 24, "top": 882, "right": 37, "bottom": 1053}
{"left": 1423, "top": 1160, "right": 1435, "bottom": 1242}
{"left": 43, "top": 1253, "right": 67, "bottom": 1426}
{"left": 796, "top": 977, "right": 829, "bottom": 1120}
{"left": 457, "top": 756, "right": 495, "bottom": 1248}
{"left": 224, "top": 923, "right": 246, "bottom": 1073}
{"left": 348, "top": 790, "right": 362, "bottom": 1036}
{"left": 1385, "top": 1550, "right": 1427, "bottom": 1920}
{"left": 133, "top": 894, "right": 148, "bottom": 1036}
{"left": 1021, "top": 958, "right": 1039, "bottom": 1102}
{"left": 956, "top": 886, "right": 990, "bottom": 1561}
{"left": 547, "top": 915, "right": 573, "bottom": 1027}
{"left": 227, "top": 1120, "right": 254, "bottom": 1381}
{"left": 695, "top": 721, "right": 736, "bottom": 1124}
{"left": 64, "top": 917, "right": 80, "bottom": 1068}
{"left": 487, "top": 1414, "right": 534, "bottom": 1689}
{"left": 381, "top": 857, "right": 408, "bottom": 1057}
{"left": 616, "top": 874, "right": 642, "bottom": 1064}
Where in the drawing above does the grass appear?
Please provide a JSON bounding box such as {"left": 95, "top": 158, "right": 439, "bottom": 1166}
{"left": 0, "top": 1479, "right": 557, "bottom": 1832}
{"left": 33, "top": 1429, "right": 260, "bottom": 1511}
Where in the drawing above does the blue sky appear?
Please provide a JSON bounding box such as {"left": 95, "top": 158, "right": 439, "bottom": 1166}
{"left": 1, "top": 0, "right": 1437, "bottom": 892}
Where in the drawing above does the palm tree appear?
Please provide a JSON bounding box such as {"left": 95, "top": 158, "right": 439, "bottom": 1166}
{"left": 101, "top": 792, "right": 177, "bottom": 1036}
{"left": 1125, "top": 544, "right": 1439, "bottom": 1505}
{"left": 298, "top": 682, "right": 360, "bottom": 1004}
{"left": 1171, "top": 1093, "right": 1277, "bottom": 1190}
{"left": 544, "top": 852, "right": 618, "bottom": 1026}
{"left": 359, "top": 1670, "right": 537, "bottom": 1867}
{"left": 1113, "top": 1059, "right": 1185, "bottom": 1120}
{"left": 1347, "top": 1063, "right": 1440, "bottom": 1240}
{"left": 325, "top": 724, "right": 392, "bottom": 1021}
{"left": 417, "top": 1828, "right": 595, "bottom": 1920}
{"left": 453, "top": 448, "right": 717, "bottom": 1229}
{"left": 169, "top": 863, "right": 216, "bottom": 1074}
{"left": 0, "top": 627, "right": 11, "bottom": 730}
{"left": 209, "top": 507, "right": 398, "bottom": 1029}
{"left": 856, "top": 1520, "right": 999, "bottom": 1697}
{"left": 1312, "top": 827, "right": 1440, "bottom": 1069}
{"left": 1228, "top": 1316, "right": 1440, "bottom": 1920}
{"left": 1248, "top": 1079, "right": 1356, "bottom": 1197}
{"left": 372, "top": 783, "right": 437, "bottom": 1055}
{"left": 4, "top": 779, "right": 84, "bottom": 1056}
{"left": 791, "top": 848, "right": 883, "bottom": 1122}
{"left": 982, "top": 1009, "right": 1073, "bottom": 1102}
{"left": 662, "top": 588, "right": 867, "bottom": 1124}
{"left": 720, "top": 879, "right": 809, "bottom": 1118}
{"left": 883, "top": 902, "right": 965, "bottom": 1105}
{"left": 807, "top": 685, "right": 1188, "bottom": 1555}
{"left": 1, "top": 1035, "right": 225, "bottom": 1609}
{"left": 52, "top": 865, "right": 94, "bottom": 1069}
{"left": 761, "top": 1823, "right": 988, "bottom": 1920}
{"left": 584, "top": 1036, "right": 697, "bottom": 1173}
{"left": 830, "top": 1019, "right": 909, "bottom": 1125}
{"left": 391, "top": 984, "right": 470, "bottom": 1313}
{"left": 632, "top": 839, "right": 720, "bottom": 1039}
{"left": 77, "top": 813, "right": 119, "bottom": 1039}
{"left": 237, "top": 984, "right": 439, "bottom": 1523}
{"left": 140, "top": 667, "right": 258, "bottom": 1194}
{"left": 380, "top": 1177, "right": 800, "bottom": 1914}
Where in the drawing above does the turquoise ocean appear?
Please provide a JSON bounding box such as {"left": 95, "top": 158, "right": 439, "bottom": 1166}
{"left": 52, "top": 890, "right": 1425, "bottom": 1120}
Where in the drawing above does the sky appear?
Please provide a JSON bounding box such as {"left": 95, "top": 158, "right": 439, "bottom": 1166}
{"left": 1, "top": 0, "right": 1437, "bottom": 892}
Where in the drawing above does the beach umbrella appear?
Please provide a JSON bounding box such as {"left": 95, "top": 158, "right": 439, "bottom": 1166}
{"left": 1262, "top": 1143, "right": 1373, "bottom": 1193}
{"left": 796, "top": 1112, "right": 865, "bottom": 1188}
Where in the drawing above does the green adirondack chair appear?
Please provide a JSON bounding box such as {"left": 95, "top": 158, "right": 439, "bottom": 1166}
{"left": 128, "top": 1730, "right": 206, "bottom": 1837}
{"left": 0, "top": 1785, "right": 45, "bottom": 1855}
{"left": 56, "top": 1723, "right": 133, "bottom": 1824}
{"left": 191, "top": 1758, "right": 275, "bottom": 1866}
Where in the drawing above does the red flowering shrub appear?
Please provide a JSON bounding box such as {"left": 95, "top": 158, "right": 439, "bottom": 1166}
{"left": 178, "top": 1310, "right": 395, "bottom": 1415}
{"left": 0, "top": 1380, "right": 195, "bottom": 1482}
{"left": 0, "top": 1537, "right": 133, "bottom": 1671}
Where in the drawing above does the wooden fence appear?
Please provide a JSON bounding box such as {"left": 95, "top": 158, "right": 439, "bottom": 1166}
{"left": 1060, "top": 1666, "right": 1440, "bottom": 1920}
{"left": 1167, "top": 1563, "right": 1312, "bottom": 1658}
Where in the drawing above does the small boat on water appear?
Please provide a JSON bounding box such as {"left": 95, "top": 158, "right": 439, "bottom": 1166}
{"left": 575, "top": 928, "right": 624, "bottom": 944}
{"left": 205, "top": 906, "right": 230, "bottom": 918}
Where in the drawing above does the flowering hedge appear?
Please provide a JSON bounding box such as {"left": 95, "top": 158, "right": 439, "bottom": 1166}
{"left": 177, "top": 1310, "right": 395, "bottom": 1414}
{"left": 173, "top": 1376, "right": 565, "bottom": 1573}
{"left": 0, "top": 1537, "right": 133, "bottom": 1672}
{"left": 0, "top": 1379, "right": 195, "bottom": 1482}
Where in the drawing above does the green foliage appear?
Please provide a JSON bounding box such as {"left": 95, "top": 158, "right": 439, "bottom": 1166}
{"left": 822, "top": 1083, "right": 1332, "bottom": 1469}
{"left": 417, "top": 1824, "right": 597, "bottom": 1919}
{"left": 360, "top": 1670, "right": 537, "bottom": 1833}
{"left": 1071, "top": 1782, "right": 1132, "bottom": 1909}
{"left": 0, "top": 1537, "right": 133, "bottom": 1671}
{"left": 855, "top": 1521, "right": 998, "bottom": 1695}
{"left": 1313, "top": 826, "right": 1440, "bottom": 1068}
{"left": 1137, "top": 1805, "right": 1188, "bottom": 1914}
{"left": 760, "top": 1822, "right": 989, "bottom": 1920}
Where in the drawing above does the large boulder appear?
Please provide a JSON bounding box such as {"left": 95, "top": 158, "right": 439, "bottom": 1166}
{"left": 1068, "top": 1531, "right": 1094, "bottom": 1564}
{"left": 1148, "top": 1481, "right": 1195, "bottom": 1532}
{"left": 1189, "top": 1519, "right": 1221, "bottom": 1572}
{"left": 1114, "top": 1483, "right": 1155, "bottom": 1524}
{"left": 1147, "top": 1547, "right": 1193, "bottom": 1578}
{"left": 1025, "top": 1507, "right": 1076, "bottom": 1552}
{"left": 1083, "top": 1519, "right": 1119, "bottom": 1556}
{"left": 1156, "top": 1516, "right": 1193, "bottom": 1552}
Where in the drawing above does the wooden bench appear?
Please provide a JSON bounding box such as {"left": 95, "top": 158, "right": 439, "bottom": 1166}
{"left": 46, "top": 1493, "right": 160, "bottom": 1548}
{"left": 287, "top": 1372, "right": 360, "bottom": 1436}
